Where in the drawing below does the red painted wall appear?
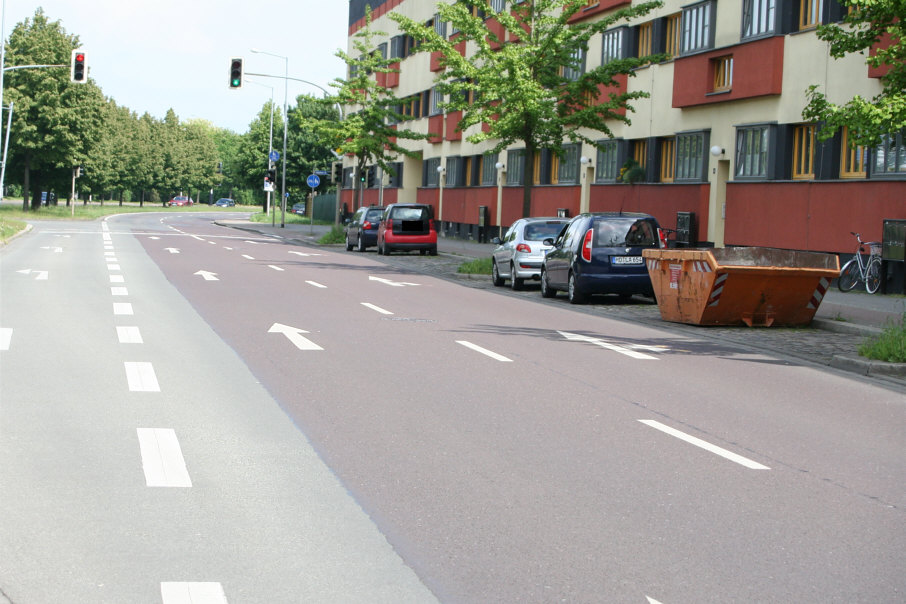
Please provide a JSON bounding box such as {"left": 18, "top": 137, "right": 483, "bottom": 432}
{"left": 589, "top": 184, "right": 710, "bottom": 240}
{"left": 725, "top": 181, "right": 906, "bottom": 253}
{"left": 672, "top": 36, "right": 784, "bottom": 108}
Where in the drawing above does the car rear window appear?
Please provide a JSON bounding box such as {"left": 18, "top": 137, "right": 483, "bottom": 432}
{"left": 594, "top": 218, "right": 658, "bottom": 247}
{"left": 366, "top": 209, "right": 383, "bottom": 221}
{"left": 524, "top": 221, "right": 567, "bottom": 241}
{"left": 391, "top": 207, "right": 428, "bottom": 221}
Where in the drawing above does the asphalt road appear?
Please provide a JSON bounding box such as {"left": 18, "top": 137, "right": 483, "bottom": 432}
{"left": 2, "top": 213, "right": 904, "bottom": 603}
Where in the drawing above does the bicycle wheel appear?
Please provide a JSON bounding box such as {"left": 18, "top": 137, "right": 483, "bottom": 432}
{"left": 837, "top": 259, "right": 859, "bottom": 292}
{"left": 865, "top": 258, "right": 882, "bottom": 294}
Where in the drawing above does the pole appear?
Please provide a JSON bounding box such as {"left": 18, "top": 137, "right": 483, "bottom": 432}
{"left": 0, "top": 0, "right": 6, "bottom": 201}
{"left": 0, "top": 101, "right": 12, "bottom": 199}
{"left": 280, "top": 55, "right": 288, "bottom": 228}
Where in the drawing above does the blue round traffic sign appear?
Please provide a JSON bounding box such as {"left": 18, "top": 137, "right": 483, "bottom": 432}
{"left": 269, "top": 151, "right": 280, "bottom": 162}
{"left": 306, "top": 174, "right": 321, "bottom": 188}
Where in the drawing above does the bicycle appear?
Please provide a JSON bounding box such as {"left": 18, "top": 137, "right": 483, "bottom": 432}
{"left": 838, "top": 232, "right": 883, "bottom": 294}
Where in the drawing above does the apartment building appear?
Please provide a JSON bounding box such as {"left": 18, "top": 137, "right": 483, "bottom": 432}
{"left": 341, "top": 0, "right": 904, "bottom": 254}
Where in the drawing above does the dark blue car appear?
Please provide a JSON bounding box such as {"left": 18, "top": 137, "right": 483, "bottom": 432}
{"left": 540, "top": 212, "right": 661, "bottom": 304}
{"left": 344, "top": 205, "right": 385, "bottom": 252}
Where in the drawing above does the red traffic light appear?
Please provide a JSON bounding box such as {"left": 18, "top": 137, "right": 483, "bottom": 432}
{"left": 70, "top": 49, "right": 87, "bottom": 83}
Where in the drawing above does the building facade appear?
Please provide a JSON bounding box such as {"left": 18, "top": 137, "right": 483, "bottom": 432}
{"left": 341, "top": 0, "right": 905, "bottom": 254}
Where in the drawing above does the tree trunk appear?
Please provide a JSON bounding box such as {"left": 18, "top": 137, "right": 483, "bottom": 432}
{"left": 21, "top": 155, "right": 31, "bottom": 212}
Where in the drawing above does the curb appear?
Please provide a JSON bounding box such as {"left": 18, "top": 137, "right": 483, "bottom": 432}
{"left": 830, "top": 355, "right": 906, "bottom": 379}
{"left": 810, "top": 318, "right": 883, "bottom": 337}
{"left": 0, "top": 222, "right": 32, "bottom": 247}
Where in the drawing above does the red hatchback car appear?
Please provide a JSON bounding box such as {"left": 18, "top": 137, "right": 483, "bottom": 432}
{"left": 168, "top": 196, "right": 193, "bottom": 207}
{"left": 376, "top": 203, "right": 438, "bottom": 256}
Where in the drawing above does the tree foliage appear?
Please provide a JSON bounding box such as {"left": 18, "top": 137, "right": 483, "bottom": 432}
{"left": 802, "top": 0, "right": 906, "bottom": 146}
{"left": 391, "top": 0, "right": 663, "bottom": 216}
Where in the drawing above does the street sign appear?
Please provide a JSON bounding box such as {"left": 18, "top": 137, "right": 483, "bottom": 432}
{"left": 269, "top": 151, "right": 280, "bottom": 162}
{"left": 306, "top": 174, "right": 321, "bottom": 189}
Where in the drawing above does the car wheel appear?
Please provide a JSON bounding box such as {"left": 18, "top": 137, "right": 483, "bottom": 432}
{"left": 510, "top": 263, "right": 523, "bottom": 291}
{"left": 345, "top": 233, "right": 353, "bottom": 251}
{"left": 540, "top": 268, "right": 557, "bottom": 298}
{"left": 491, "top": 261, "right": 504, "bottom": 287}
{"left": 568, "top": 272, "right": 588, "bottom": 304}
{"left": 357, "top": 234, "right": 366, "bottom": 252}
{"left": 419, "top": 249, "right": 427, "bottom": 256}
{"left": 429, "top": 246, "right": 437, "bottom": 256}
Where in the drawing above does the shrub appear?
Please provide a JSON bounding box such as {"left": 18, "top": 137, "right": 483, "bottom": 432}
{"left": 859, "top": 314, "right": 906, "bottom": 363}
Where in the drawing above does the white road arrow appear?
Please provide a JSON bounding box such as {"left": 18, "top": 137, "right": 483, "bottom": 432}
{"left": 16, "top": 269, "right": 48, "bottom": 281}
{"left": 165, "top": 248, "right": 180, "bottom": 254}
{"left": 369, "top": 275, "right": 420, "bottom": 287}
{"left": 558, "top": 330, "right": 660, "bottom": 360}
{"left": 268, "top": 323, "right": 323, "bottom": 351}
{"left": 194, "top": 270, "right": 219, "bottom": 281}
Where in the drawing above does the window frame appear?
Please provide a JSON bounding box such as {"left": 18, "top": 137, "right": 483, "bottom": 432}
{"left": 712, "top": 55, "right": 733, "bottom": 92}
{"left": 481, "top": 151, "right": 499, "bottom": 185}
{"left": 839, "top": 127, "right": 866, "bottom": 179}
{"left": 506, "top": 149, "right": 525, "bottom": 185}
{"left": 660, "top": 138, "right": 676, "bottom": 183}
{"left": 792, "top": 124, "right": 817, "bottom": 180}
{"left": 557, "top": 144, "right": 582, "bottom": 184}
{"left": 595, "top": 139, "right": 621, "bottom": 183}
{"left": 664, "top": 13, "right": 682, "bottom": 58}
{"left": 799, "top": 0, "right": 823, "bottom": 30}
{"left": 424, "top": 157, "right": 441, "bottom": 187}
{"left": 601, "top": 27, "right": 628, "bottom": 64}
{"left": 742, "top": 0, "right": 776, "bottom": 39}
{"left": 675, "top": 131, "right": 707, "bottom": 182}
{"left": 681, "top": 0, "right": 716, "bottom": 55}
{"left": 735, "top": 124, "right": 772, "bottom": 180}
{"left": 871, "top": 131, "right": 906, "bottom": 178}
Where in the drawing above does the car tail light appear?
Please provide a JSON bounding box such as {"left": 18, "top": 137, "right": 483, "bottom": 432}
{"left": 363, "top": 220, "right": 372, "bottom": 229}
{"left": 581, "top": 229, "right": 593, "bottom": 262}
{"left": 385, "top": 219, "right": 393, "bottom": 230}
{"left": 657, "top": 228, "right": 668, "bottom": 249}
{"left": 516, "top": 243, "right": 531, "bottom": 253}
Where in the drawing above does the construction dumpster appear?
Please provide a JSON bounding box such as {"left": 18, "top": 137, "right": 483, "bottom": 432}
{"left": 642, "top": 247, "right": 840, "bottom": 326}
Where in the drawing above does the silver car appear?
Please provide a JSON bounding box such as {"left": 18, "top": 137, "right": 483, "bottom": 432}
{"left": 491, "top": 217, "right": 569, "bottom": 290}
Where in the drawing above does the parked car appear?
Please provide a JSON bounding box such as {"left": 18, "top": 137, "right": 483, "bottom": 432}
{"left": 491, "top": 217, "right": 570, "bottom": 290}
{"left": 540, "top": 212, "right": 661, "bottom": 304}
{"left": 344, "top": 205, "right": 385, "bottom": 252}
{"left": 376, "top": 203, "right": 438, "bottom": 256}
{"left": 168, "top": 196, "right": 193, "bottom": 207}
{"left": 214, "top": 198, "right": 235, "bottom": 207}
{"left": 290, "top": 202, "right": 306, "bottom": 215}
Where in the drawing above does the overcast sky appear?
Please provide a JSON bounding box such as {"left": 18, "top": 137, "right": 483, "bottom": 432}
{"left": 4, "top": 0, "right": 350, "bottom": 133}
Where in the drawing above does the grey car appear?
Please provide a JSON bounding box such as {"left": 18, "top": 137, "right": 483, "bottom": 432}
{"left": 491, "top": 217, "right": 569, "bottom": 290}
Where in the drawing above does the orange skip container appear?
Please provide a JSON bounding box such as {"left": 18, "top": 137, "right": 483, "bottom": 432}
{"left": 642, "top": 247, "right": 840, "bottom": 327}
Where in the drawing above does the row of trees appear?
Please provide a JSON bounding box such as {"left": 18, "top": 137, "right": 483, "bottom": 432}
{"left": 4, "top": 9, "right": 340, "bottom": 211}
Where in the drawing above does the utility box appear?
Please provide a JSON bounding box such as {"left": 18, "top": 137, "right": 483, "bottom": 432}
{"left": 643, "top": 247, "right": 839, "bottom": 327}
{"left": 675, "top": 212, "right": 696, "bottom": 247}
{"left": 882, "top": 219, "right": 906, "bottom": 294}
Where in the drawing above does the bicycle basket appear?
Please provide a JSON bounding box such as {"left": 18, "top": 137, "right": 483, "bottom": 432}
{"left": 869, "top": 242, "right": 882, "bottom": 255}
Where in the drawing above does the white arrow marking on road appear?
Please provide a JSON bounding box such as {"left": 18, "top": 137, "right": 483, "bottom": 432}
{"left": 194, "top": 270, "right": 219, "bottom": 281}
{"left": 638, "top": 420, "right": 771, "bottom": 470}
{"left": 361, "top": 302, "right": 393, "bottom": 315}
{"left": 148, "top": 236, "right": 160, "bottom": 240}
{"left": 647, "top": 598, "right": 665, "bottom": 604}
{"left": 268, "top": 323, "right": 323, "bottom": 351}
{"left": 0, "top": 328, "right": 12, "bottom": 351}
{"left": 165, "top": 248, "right": 180, "bottom": 254}
{"left": 456, "top": 340, "right": 512, "bottom": 362}
{"left": 16, "top": 269, "right": 48, "bottom": 281}
{"left": 137, "top": 428, "right": 192, "bottom": 487}
{"left": 558, "top": 331, "right": 659, "bottom": 360}
{"left": 161, "top": 582, "right": 227, "bottom": 604}
{"left": 40, "top": 246, "right": 63, "bottom": 253}
{"left": 191, "top": 235, "right": 205, "bottom": 241}
{"left": 242, "top": 254, "right": 255, "bottom": 260}
{"left": 369, "top": 275, "right": 421, "bottom": 287}
{"left": 268, "top": 265, "right": 285, "bottom": 272}
{"left": 305, "top": 280, "right": 327, "bottom": 289}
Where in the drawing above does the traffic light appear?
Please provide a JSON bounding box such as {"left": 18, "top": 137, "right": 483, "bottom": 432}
{"left": 70, "top": 49, "right": 87, "bottom": 83}
{"left": 330, "top": 161, "right": 342, "bottom": 184}
{"left": 267, "top": 168, "right": 276, "bottom": 183}
{"left": 229, "top": 57, "right": 243, "bottom": 89}
{"left": 366, "top": 166, "right": 376, "bottom": 188}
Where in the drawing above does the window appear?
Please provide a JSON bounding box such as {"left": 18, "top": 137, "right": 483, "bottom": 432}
{"left": 742, "top": 0, "right": 775, "bottom": 38}
{"left": 424, "top": 157, "right": 441, "bottom": 186}
{"left": 660, "top": 138, "right": 675, "bottom": 182}
{"left": 595, "top": 140, "right": 620, "bottom": 182}
{"left": 430, "top": 87, "right": 444, "bottom": 115}
{"left": 489, "top": 0, "right": 506, "bottom": 12}
{"left": 433, "top": 14, "right": 448, "bottom": 38}
{"left": 482, "top": 152, "right": 498, "bottom": 185}
{"left": 632, "top": 140, "right": 648, "bottom": 169}
{"left": 799, "top": 0, "right": 822, "bottom": 29}
{"left": 637, "top": 22, "right": 653, "bottom": 59}
{"left": 557, "top": 144, "right": 581, "bottom": 184}
{"left": 792, "top": 124, "right": 816, "bottom": 180}
{"left": 872, "top": 131, "right": 906, "bottom": 177}
{"left": 736, "top": 125, "right": 770, "bottom": 178}
{"left": 562, "top": 47, "right": 586, "bottom": 81}
{"left": 681, "top": 1, "right": 715, "bottom": 55}
{"left": 446, "top": 156, "right": 464, "bottom": 186}
{"left": 376, "top": 43, "right": 387, "bottom": 60}
{"left": 602, "top": 28, "right": 627, "bottom": 64}
{"left": 389, "top": 35, "right": 406, "bottom": 60}
{"left": 506, "top": 149, "right": 525, "bottom": 185}
{"left": 665, "top": 13, "right": 682, "bottom": 58}
{"left": 712, "top": 55, "right": 733, "bottom": 92}
{"left": 840, "top": 127, "right": 866, "bottom": 178}
{"left": 675, "top": 132, "right": 706, "bottom": 181}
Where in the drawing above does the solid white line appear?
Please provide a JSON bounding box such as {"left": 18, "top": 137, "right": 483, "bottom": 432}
{"left": 0, "top": 328, "right": 12, "bottom": 351}
{"left": 361, "top": 302, "right": 393, "bottom": 315}
{"left": 242, "top": 254, "right": 255, "bottom": 260}
{"left": 161, "top": 582, "right": 228, "bottom": 603}
{"left": 109, "top": 275, "right": 125, "bottom": 283}
{"left": 113, "top": 303, "right": 134, "bottom": 315}
{"left": 268, "top": 265, "right": 285, "bottom": 272}
{"left": 638, "top": 420, "right": 770, "bottom": 470}
{"left": 456, "top": 340, "right": 512, "bottom": 362}
{"left": 111, "top": 286, "right": 129, "bottom": 296}
{"left": 117, "top": 326, "right": 143, "bottom": 344}
{"left": 137, "top": 429, "right": 192, "bottom": 487}
{"left": 124, "top": 362, "right": 160, "bottom": 392}
{"left": 305, "top": 280, "right": 327, "bottom": 289}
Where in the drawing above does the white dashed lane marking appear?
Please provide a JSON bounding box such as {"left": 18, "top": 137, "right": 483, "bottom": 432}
{"left": 137, "top": 429, "right": 192, "bottom": 487}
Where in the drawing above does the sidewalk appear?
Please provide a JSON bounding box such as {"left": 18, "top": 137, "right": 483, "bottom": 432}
{"left": 219, "top": 219, "right": 905, "bottom": 386}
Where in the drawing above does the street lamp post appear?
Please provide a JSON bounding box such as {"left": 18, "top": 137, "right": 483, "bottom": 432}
{"left": 251, "top": 48, "right": 289, "bottom": 228}
{"left": 495, "top": 161, "right": 506, "bottom": 233}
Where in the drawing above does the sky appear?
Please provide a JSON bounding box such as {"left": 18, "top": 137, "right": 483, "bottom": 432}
{"left": 3, "top": 0, "right": 351, "bottom": 133}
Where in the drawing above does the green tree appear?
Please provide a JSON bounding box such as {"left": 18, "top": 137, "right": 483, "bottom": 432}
{"left": 391, "top": 0, "right": 662, "bottom": 217}
{"left": 236, "top": 100, "right": 283, "bottom": 207}
{"left": 4, "top": 8, "right": 105, "bottom": 209}
{"left": 316, "top": 8, "right": 434, "bottom": 210}
{"left": 287, "top": 94, "right": 341, "bottom": 194}
{"left": 802, "top": 0, "right": 905, "bottom": 146}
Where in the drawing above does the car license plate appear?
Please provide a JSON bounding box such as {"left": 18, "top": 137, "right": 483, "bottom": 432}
{"left": 612, "top": 256, "right": 643, "bottom": 265}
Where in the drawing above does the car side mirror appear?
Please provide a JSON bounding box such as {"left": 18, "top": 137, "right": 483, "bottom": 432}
{"left": 543, "top": 238, "right": 555, "bottom": 246}
{"left": 491, "top": 237, "right": 501, "bottom": 245}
